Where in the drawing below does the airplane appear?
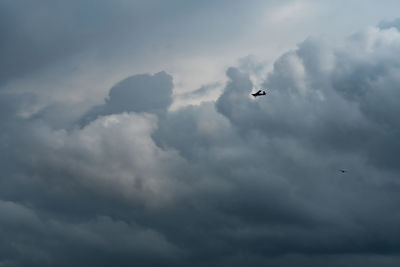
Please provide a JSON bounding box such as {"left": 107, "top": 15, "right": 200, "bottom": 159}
{"left": 251, "top": 89, "right": 266, "bottom": 98}
{"left": 339, "top": 169, "right": 347, "bottom": 173}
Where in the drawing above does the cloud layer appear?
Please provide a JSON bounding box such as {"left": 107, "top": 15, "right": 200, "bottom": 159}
{"left": 1, "top": 14, "right": 400, "bottom": 267}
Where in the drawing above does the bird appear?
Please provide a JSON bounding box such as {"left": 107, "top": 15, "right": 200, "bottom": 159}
{"left": 339, "top": 169, "right": 347, "bottom": 173}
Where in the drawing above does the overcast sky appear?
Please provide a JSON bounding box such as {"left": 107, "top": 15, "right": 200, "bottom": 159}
{"left": 2, "top": 1, "right": 400, "bottom": 266}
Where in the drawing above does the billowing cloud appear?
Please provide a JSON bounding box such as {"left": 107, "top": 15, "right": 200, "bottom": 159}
{"left": 79, "top": 72, "right": 173, "bottom": 126}
{"left": 2, "top": 10, "right": 400, "bottom": 267}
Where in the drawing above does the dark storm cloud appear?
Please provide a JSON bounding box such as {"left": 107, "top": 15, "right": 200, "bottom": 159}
{"left": 0, "top": 0, "right": 120, "bottom": 86}
{"left": 0, "top": 200, "right": 179, "bottom": 267}
{"left": 160, "top": 25, "right": 400, "bottom": 265}
{"left": 0, "top": 0, "right": 199, "bottom": 88}
{"left": 2, "top": 19, "right": 400, "bottom": 267}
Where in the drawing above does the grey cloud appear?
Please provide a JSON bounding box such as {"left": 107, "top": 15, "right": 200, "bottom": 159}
{"left": 0, "top": 1, "right": 104, "bottom": 86}
{"left": 379, "top": 18, "right": 400, "bottom": 30}
{"left": 0, "top": 200, "right": 42, "bottom": 231}
{"left": 217, "top": 31, "right": 400, "bottom": 171}
{"left": 178, "top": 83, "right": 222, "bottom": 100}
{"left": 0, "top": 0, "right": 171, "bottom": 88}
{"left": 0, "top": 0, "right": 272, "bottom": 92}
{"left": 0, "top": 201, "right": 178, "bottom": 267}
{"left": 331, "top": 28, "right": 400, "bottom": 170}
{"left": 79, "top": 72, "right": 173, "bottom": 126}
{"left": 2, "top": 20, "right": 400, "bottom": 267}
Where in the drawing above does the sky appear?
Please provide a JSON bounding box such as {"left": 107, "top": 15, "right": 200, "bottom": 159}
{"left": 2, "top": 0, "right": 400, "bottom": 266}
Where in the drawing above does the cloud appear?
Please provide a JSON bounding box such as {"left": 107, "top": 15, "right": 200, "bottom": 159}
{"left": 175, "top": 82, "right": 222, "bottom": 102}
{"left": 379, "top": 17, "right": 400, "bottom": 30}
{"left": 2, "top": 19, "right": 400, "bottom": 267}
{"left": 0, "top": 0, "right": 175, "bottom": 88}
{"left": 0, "top": 200, "right": 178, "bottom": 267}
{"left": 79, "top": 71, "right": 173, "bottom": 126}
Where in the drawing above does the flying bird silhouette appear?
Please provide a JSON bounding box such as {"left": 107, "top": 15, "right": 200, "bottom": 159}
{"left": 339, "top": 169, "right": 347, "bottom": 173}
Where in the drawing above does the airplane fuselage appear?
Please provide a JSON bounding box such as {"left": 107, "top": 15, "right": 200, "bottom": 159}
{"left": 251, "top": 90, "right": 266, "bottom": 97}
